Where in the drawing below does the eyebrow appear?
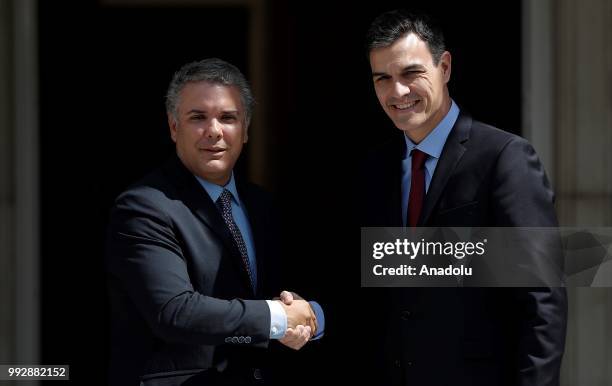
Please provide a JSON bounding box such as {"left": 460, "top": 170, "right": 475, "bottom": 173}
{"left": 187, "top": 109, "right": 206, "bottom": 114}
{"left": 186, "top": 109, "right": 239, "bottom": 115}
{"left": 372, "top": 64, "right": 426, "bottom": 77}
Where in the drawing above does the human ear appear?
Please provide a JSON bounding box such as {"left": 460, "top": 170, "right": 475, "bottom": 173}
{"left": 168, "top": 113, "right": 178, "bottom": 143}
{"left": 439, "top": 51, "right": 452, "bottom": 83}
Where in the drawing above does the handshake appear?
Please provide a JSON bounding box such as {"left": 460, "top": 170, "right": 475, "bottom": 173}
{"left": 274, "top": 290, "right": 319, "bottom": 351}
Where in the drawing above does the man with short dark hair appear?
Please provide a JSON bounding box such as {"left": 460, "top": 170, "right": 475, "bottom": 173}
{"left": 361, "top": 10, "right": 567, "bottom": 386}
{"left": 106, "top": 58, "right": 323, "bottom": 386}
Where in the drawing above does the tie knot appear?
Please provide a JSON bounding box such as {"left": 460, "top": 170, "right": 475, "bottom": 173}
{"left": 217, "top": 189, "right": 233, "bottom": 211}
{"left": 411, "top": 149, "right": 428, "bottom": 171}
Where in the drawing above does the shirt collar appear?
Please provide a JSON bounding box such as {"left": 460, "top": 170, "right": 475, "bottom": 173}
{"left": 404, "top": 99, "right": 460, "bottom": 159}
{"left": 195, "top": 172, "right": 241, "bottom": 206}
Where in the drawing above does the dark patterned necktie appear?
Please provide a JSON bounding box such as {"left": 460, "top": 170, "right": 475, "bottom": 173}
{"left": 216, "top": 189, "right": 255, "bottom": 290}
{"left": 408, "top": 149, "right": 428, "bottom": 227}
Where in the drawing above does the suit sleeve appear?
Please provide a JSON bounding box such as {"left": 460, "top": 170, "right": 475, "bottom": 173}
{"left": 105, "top": 190, "right": 271, "bottom": 346}
{"left": 492, "top": 137, "right": 567, "bottom": 386}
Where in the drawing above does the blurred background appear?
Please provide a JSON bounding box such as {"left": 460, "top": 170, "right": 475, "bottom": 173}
{"left": 0, "top": 0, "right": 610, "bottom": 384}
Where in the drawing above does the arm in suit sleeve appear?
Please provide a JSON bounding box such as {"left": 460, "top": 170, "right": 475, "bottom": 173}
{"left": 492, "top": 137, "right": 568, "bottom": 386}
{"left": 106, "top": 190, "right": 271, "bottom": 346}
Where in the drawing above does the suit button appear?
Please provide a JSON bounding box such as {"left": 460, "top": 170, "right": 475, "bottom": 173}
{"left": 253, "top": 368, "right": 263, "bottom": 380}
{"left": 400, "top": 310, "right": 411, "bottom": 320}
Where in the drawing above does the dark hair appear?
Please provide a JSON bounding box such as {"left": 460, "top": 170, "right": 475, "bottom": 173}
{"left": 365, "top": 10, "right": 446, "bottom": 65}
{"left": 166, "top": 58, "right": 255, "bottom": 125}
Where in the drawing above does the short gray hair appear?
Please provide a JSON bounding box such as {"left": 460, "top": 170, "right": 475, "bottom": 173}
{"left": 165, "top": 58, "right": 255, "bottom": 124}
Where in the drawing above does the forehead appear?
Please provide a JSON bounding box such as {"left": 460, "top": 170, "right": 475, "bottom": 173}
{"left": 177, "top": 81, "right": 243, "bottom": 111}
{"left": 369, "top": 33, "right": 434, "bottom": 71}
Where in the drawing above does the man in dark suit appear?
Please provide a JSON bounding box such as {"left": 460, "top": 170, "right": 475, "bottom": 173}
{"left": 106, "top": 58, "right": 323, "bottom": 386}
{"left": 360, "top": 10, "right": 567, "bottom": 386}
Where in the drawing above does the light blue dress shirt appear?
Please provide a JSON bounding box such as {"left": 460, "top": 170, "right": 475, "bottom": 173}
{"left": 196, "top": 173, "right": 324, "bottom": 340}
{"left": 401, "top": 100, "right": 460, "bottom": 226}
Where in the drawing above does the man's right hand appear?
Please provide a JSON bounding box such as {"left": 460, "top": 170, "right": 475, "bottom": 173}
{"left": 275, "top": 298, "right": 317, "bottom": 337}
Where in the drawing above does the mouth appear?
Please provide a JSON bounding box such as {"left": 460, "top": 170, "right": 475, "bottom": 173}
{"left": 391, "top": 100, "right": 420, "bottom": 111}
{"left": 202, "top": 147, "right": 226, "bottom": 153}
{"left": 200, "top": 147, "right": 227, "bottom": 158}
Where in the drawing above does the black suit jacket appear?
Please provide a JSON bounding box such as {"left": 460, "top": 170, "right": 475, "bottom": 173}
{"left": 360, "top": 113, "right": 567, "bottom": 386}
{"left": 106, "top": 155, "right": 283, "bottom": 386}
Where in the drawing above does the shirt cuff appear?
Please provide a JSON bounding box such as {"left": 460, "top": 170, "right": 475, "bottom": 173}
{"left": 309, "top": 301, "right": 325, "bottom": 340}
{"left": 266, "top": 300, "right": 287, "bottom": 339}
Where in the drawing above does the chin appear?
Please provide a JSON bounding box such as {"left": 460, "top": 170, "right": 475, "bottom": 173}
{"left": 395, "top": 121, "right": 418, "bottom": 133}
{"left": 201, "top": 157, "right": 224, "bottom": 168}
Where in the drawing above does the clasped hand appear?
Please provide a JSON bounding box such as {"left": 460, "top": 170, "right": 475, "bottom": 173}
{"left": 275, "top": 291, "right": 318, "bottom": 350}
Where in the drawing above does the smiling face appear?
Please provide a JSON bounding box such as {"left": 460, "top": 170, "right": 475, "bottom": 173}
{"left": 169, "top": 81, "right": 248, "bottom": 185}
{"left": 370, "top": 32, "right": 452, "bottom": 143}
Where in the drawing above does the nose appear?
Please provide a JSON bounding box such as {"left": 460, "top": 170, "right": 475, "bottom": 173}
{"left": 206, "top": 119, "right": 223, "bottom": 139}
{"left": 391, "top": 80, "right": 410, "bottom": 98}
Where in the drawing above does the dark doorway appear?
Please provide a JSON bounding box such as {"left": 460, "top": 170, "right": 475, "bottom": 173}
{"left": 38, "top": 1, "right": 520, "bottom": 383}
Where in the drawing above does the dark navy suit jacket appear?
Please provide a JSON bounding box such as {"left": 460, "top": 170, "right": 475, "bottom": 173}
{"left": 360, "top": 113, "right": 567, "bottom": 386}
{"left": 106, "top": 154, "right": 283, "bottom": 386}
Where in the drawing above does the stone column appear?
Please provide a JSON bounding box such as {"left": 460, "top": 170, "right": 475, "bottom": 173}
{"left": 523, "top": 0, "right": 612, "bottom": 384}
{"left": 14, "top": 0, "right": 40, "bottom": 375}
{"left": 0, "top": 0, "right": 16, "bottom": 366}
{"left": 0, "top": 1, "right": 40, "bottom": 384}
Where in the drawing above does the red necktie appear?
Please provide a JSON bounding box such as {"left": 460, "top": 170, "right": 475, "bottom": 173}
{"left": 408, "top": 149, "right": 427, "bottom": 227}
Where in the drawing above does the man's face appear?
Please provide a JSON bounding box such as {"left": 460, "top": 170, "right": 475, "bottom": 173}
{"left": 370, "top": 33, "right": 451, "bottom": 143}
{"left": 169, "top": 81, "right": 248, "bottom": 185}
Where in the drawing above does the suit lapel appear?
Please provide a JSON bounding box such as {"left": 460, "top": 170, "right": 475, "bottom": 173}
{"left": 163, "top": 155, "right": 254, "bottom": 294}
{"left": 420, "top": 113, "right": 472, "bottom": 225}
